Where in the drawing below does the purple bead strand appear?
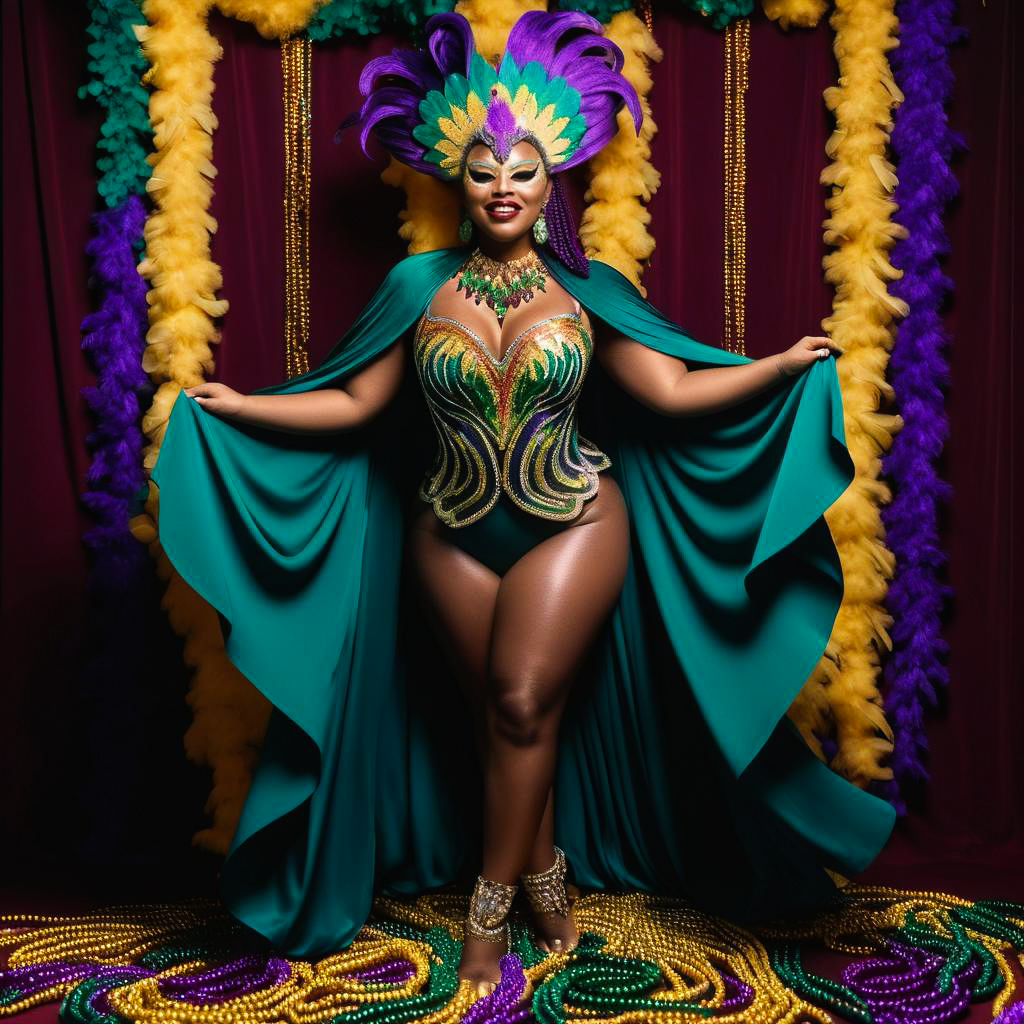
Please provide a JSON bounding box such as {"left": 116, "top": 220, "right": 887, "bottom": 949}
{"left": 461, "top": 952, "right": 529, "bottom": 1024}
{"left": 158, "top": 953, "right": 291, "bottom": 1003}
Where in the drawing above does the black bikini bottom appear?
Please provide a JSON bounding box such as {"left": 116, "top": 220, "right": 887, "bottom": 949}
{"left": 434, "top": 495, "right": 575, "bottom": 576}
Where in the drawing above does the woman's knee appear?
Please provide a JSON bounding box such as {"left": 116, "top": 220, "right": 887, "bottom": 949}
{"left": 486, "top": 679, "right": 560, "bottom": 747}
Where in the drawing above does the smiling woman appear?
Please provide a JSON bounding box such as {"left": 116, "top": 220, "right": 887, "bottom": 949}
{"left": 463, "top": 141, "right": 551, "bottom": 237}
{"left": 161, "top": 7, "right": 883, "bottom": 1009}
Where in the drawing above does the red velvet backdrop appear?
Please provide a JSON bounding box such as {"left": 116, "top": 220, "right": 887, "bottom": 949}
{"left": 2, "top": 0, "right": 1021, "bottom": 894}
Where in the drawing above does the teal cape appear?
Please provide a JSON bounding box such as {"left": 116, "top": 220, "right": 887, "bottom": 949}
{"left": 151, "top": 247, "right": 896, "bottom": 959}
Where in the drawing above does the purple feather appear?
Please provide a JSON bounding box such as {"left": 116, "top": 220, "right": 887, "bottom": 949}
{"left": 79, "top": 195, "right": 152, "bottom": 593}
{"left": 484, "top": 96, "right": 518, "bottom": 161}
{"left": 341, "top": 10, "right": 641, "bottom": 181}
{"left": 504, "top": 9, "right": 642, "bottom": 168}
{"left": 340, "top": 10, "right": 637, "bottom": 276}
{"left": 872, "top": 0, "right": 966, "bottom": 815}
{"left": 426, "top": 12, "right": 475, "bottom": 77}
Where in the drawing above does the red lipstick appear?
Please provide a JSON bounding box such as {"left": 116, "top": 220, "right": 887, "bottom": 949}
{"left": 484, "top": 200, "right": 521, "bottom": 221}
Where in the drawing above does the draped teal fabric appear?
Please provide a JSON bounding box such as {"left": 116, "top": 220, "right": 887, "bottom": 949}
{"left": 151, "top": 247, "right": 896, "bottom": 958}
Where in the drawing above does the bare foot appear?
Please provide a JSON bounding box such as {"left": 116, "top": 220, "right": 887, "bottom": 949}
{"left": 526, "top": 887, "right": 580, "bottom": 955}
{"left": 458, "top": 931, "right": 507, "bottom": 997}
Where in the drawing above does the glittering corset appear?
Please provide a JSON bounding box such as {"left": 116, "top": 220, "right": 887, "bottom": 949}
{"left": 412, "top": 311, "right": 611, "bottom": 526}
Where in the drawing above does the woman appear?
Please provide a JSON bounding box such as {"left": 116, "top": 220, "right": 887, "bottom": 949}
{"left": 153, "top": 10, "right": 895, "bottom": 998}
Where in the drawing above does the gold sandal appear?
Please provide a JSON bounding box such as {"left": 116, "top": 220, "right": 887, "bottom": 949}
{"left": 465, "top": 875, "right": 517, "bottom": 945}
{"left": 520, "top": 846, "right": 577, "bottom": 951}
{"left": 463, "top": 875, "right": 517, "bottom": 997}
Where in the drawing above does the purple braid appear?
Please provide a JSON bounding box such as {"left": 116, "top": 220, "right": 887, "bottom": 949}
{"left": 543, "top": 175, "right": 589, "bottom": 277}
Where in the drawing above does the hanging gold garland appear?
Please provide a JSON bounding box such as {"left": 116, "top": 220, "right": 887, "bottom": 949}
{"left": 722, "top": 16, "right": 749, "bottom": 354}
{"left": 282, "top": 32, "right": 312, "bottom": 379}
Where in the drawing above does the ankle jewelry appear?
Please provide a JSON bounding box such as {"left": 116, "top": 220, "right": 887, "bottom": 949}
{"left": 520, "top": 846, "right": 569, "bottom": 917}
{"left": 465, "top": 875, "right": 517, "bottom": 943}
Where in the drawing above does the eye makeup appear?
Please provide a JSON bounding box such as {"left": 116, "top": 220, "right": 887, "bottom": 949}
{"left": 509, "top": 160, "right": 540, "bottom": 181}
{"left": 465, "top": 158, "right": 541, "bottom": 184}
{"left": 467, "top": 160, "right": 498, "bottom": 183}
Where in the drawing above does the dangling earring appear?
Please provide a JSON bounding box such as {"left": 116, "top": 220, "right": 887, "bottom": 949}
{"left": 533, "top": 202, "right": 548, "bottom": 245}
{"left": 458, "top": 212, "right": 473, "bottom": 244}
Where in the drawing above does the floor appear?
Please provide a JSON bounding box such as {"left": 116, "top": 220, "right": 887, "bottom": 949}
{"left": 3, "top": 835, "right": 1021, "bottom": 1023}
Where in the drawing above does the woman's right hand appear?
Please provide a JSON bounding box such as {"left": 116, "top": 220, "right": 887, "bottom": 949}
{"left": 183, "top": 382, "right": 246, "bottom": 418}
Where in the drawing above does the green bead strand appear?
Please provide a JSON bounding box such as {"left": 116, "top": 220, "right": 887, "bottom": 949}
{"left": 60, "top": 973, "right": 127, "bottom": 1024}
{"left": 769, "top": 941, "right": 873, "bottom": 1024}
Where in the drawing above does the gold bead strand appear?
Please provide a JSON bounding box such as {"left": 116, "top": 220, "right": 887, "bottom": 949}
{"left": 282, "top": 33, "right": 312, "bottom": 380}
{"left": 722, "top": 16, "right": 749, "bottom": 355}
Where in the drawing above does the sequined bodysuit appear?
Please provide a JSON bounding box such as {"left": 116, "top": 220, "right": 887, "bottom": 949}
{"left": 412, "top": 309, "right": 610, "bottom": 529}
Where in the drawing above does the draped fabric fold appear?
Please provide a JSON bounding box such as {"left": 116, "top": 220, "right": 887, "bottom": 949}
{"left": 151, "top": 247, "right": 896, "bottom": 958}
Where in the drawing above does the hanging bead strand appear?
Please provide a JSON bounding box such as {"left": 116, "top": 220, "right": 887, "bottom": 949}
{"left": 722, "top": 16, "right": 749, "bottom": 355}
{"left": 281, "top": 33, "right": 312, "bottom": 380}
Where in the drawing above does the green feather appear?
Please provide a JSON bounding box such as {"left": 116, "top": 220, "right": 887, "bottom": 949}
{"left": 443, "top": 73, "right": 470, "bottom": 114}
{"left": 467, "top": 53, "right": 498, "bottom": 105}
{"left": 410, "top": 39, "right": 590, "bottom": 172}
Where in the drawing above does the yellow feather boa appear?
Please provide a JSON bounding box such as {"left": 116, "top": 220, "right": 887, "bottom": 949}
{"left": 762, "top": 0, "right": 827, "bottom": 29}
{"left": 787, "top": 0, "right": 907, "bottom": 788}
{"left": 131, "top": 0, "right": 330, "bottom": 855}
{"left": 455, "top": 0, "right": 547, "bottom": 65}
{"left": 578, "top": 10, "right": 662, "bottom": 292}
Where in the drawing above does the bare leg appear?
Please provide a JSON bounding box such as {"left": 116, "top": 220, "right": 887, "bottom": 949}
{"left": 408, "top": 508, "right": 499, "bottom": 751}
{"left": 408, "top": 479, "right": 630, "bottom": 988}
{"left": 480, "top": 481, "right": 628, "bottom": 945}
{"left": 526, "top": 790, "right": 556, "bottom": 874}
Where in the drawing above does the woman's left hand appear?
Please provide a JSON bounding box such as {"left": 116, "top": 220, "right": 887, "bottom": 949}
{"left": 776, "top": 336, "right": 844, "bottom": 378}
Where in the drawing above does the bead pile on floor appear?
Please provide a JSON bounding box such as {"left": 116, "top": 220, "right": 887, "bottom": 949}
{"left": 2, "top": 884, "right": 1022, "bottom": 1023}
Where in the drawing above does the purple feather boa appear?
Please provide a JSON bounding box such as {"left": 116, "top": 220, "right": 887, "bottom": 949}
{"left": 876, "top": 0, "right": 966, "bottom": 813}
{"left": 79, "top": 194, "right": 153, "bottom": 593}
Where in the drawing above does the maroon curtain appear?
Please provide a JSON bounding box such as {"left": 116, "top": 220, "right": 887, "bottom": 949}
{"left": 3, "top": 0, "right": 1021, "bottom": 890}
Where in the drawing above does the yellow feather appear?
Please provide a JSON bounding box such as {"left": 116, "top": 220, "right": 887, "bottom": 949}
{"left": 579, "top": 11, "right": 662, "bottom": 291}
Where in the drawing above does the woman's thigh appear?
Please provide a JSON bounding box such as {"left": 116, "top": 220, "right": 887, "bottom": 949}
{"left": 488, "top": 477, "right": 630, "bottom": 710}
{"left": 407, "top": 504, "right": 501, "bottom": 704}
{"left": 408, "top": 477, "right": 629, "bottom": 708}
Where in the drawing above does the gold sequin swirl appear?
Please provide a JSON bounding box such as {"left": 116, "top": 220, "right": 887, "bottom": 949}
{"left": 412, "top": 311, "right": 611, "bottom": 526}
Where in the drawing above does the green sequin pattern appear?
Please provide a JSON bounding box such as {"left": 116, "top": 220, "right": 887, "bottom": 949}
{"left": 413, "top": 311, "right": 610, "bottom": 526}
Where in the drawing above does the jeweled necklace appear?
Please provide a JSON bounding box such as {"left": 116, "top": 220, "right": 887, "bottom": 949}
{"left": 454, "top": 248, "right": 547, "bottom": 325}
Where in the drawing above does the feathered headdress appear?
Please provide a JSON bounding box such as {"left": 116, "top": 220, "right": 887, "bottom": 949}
{"left": 349, "top": 11, "right": 643, "bottom": 180}
{"left": 341, "top": 11, "right": 642, "bottom": 276}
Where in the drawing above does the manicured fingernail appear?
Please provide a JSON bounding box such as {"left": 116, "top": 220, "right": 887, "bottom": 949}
{"left": 552, "top": 939, "right": 562, "bottom": 951}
